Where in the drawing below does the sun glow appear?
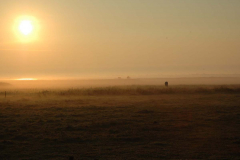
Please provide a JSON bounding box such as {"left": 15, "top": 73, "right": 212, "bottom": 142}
{"left": 19, "top": 20, "right": 33, "bottom": 35}
{"left": 14, "top": 15, "right": 39, "bottom": 43}
{"left": 15, "top": 78, "right": 37, "bottom": 81}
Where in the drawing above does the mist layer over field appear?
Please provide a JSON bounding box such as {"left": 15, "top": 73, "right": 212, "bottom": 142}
{"left": 1, "top": 77, "right": 240, "bottom": 89}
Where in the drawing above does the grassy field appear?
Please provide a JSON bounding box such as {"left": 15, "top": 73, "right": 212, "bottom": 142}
{"left": 0, "top": 85, "right": 240, "bottom": 159}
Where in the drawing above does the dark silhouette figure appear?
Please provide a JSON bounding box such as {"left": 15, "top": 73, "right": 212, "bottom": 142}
{"left": 165, "top": 81, "right": 168, "bottom": 87}
{"left": 69, "top": 156, "right": 74, "bottom": 160}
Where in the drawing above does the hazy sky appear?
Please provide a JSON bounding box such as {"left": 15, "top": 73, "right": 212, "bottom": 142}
{"left": 0, "top": 0, "right": 240, "bottom": 79}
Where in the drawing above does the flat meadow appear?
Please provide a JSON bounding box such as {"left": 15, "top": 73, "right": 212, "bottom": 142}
{"left": 0, "top": 85, "right": 240, "bottom": 159}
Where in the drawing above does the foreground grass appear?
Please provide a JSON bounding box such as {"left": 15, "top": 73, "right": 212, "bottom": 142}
{"left": 0, "top": 85, "right": 240, "bottom": 159}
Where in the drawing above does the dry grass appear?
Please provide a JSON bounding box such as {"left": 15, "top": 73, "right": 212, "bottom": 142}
{"left": 0, "top": 85, "right": 240, "bottom": 159}
{"left": 2, "top": 85, "right": 240, "bottom": 96}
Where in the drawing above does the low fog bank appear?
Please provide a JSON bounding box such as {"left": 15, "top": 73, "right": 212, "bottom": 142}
{"left": 0, "top": 82, "right": 11, "bottom": 86}
{"left": 1, "top": 77, "right": 240, "bottom": 89}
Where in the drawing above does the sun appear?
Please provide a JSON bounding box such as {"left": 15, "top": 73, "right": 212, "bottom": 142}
{"left": 14, "top": 15, "right": 39, "bottom": 42}
{"left": 19, "top": 20, "right": 33, "bottom": 35}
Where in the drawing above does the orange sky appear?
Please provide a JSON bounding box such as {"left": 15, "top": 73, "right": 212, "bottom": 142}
{"left": 0, "top": 0, "right": 240, "bottom": 80}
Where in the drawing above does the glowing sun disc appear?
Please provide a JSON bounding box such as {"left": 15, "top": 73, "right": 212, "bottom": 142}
{"left": 19, "top": 20, "right": 33, "bottom": 35}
